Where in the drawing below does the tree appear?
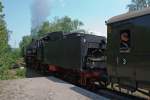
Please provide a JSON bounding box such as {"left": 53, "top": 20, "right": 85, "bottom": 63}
{"left": 19, "top": 35, "right": 32, "bottom": 56}
{"left": 0, "top": 1, "right": 10, "bottom": 67}
{"left": 37, "top": 21, "right": 51, "bottom": 37}
{"left": 127, "top": 0, "right": 150, "bottom": 12}
{"left": 37, "top": 16, "right": 84, "bottom": 37}
{"left": 0, "top": 1, "right": 3, "bottom": 16}
{"left": 0, "top": 1, "right": 26, "bottom": 80}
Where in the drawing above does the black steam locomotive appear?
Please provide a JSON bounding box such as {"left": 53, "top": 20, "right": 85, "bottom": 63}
{"left": 25, "top": 31, "right": 107, "bottom": 86}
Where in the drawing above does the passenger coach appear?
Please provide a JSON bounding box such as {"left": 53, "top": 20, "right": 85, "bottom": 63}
{"left": 106, "top": 8, "right": 150, "bottom": 93}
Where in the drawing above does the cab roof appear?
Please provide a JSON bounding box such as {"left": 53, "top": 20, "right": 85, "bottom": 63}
{"left": 106, "top": 7, "right": 150, "bottom": 24}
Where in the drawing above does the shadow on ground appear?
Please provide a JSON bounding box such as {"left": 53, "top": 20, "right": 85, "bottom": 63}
{"left": 46, "top": 76, "right": 67, "bottom": 84}
{"left": 46, "top": 77, "right": 105, "bottom": 100}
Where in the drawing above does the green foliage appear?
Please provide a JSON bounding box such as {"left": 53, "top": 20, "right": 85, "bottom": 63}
{"left": 0, "top": 48, "right": 24, "bottom": 80}
{"left": 0, "top": 1, "right": 2, "bottom": 11}
{"left": 128, "top": 0, "right": 150, "bottom": 11}
{"left": 37, "top": 16, "right": 84, "bottom": 37}
{"left": 8, "top": 48, "right": 21, "bottom": 66}
{"left": 0, "top": 1, "right": 25, "bottom": 80}
{"left": 37, "top": 21, "right": 50, "bottom": 37}
{"left": 0, "top": 67, "right": 11, "bottom": 80}
{"left": 0, "top": 1, "right": 10, "bottom": 68}
{"left": 19, "top": 35, "right": 32, "bottom": 56}
{"left": 0, "top": 1, "right": 4, "bottom": 17}
{"left": 16, "top": 68, "right": 26, "bottom": 78}
{"left": 0, "top": 67, "right": 26, "bottom": 80}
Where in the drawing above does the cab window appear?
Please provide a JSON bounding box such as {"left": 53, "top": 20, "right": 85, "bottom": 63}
{"left": 120, "top": 30, "right": 130, "bottom": 53}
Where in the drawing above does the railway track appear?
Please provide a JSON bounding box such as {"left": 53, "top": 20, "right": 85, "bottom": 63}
{"left": 94, "top": 87, "right": 146, "bottom": 100}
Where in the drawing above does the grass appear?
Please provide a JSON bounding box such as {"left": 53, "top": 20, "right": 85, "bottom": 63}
{"left": 16, "top": 67, "right": 26, "bottom": 78}
{"left": 0, "top": 67, "right": 26, "bottom": 80}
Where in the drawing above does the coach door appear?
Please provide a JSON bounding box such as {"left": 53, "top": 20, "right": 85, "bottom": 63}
{"left": 115, "top": 23, "right": 136, "bottom": 85}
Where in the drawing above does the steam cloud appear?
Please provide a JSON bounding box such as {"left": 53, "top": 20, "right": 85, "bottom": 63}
{"left": 31, "top": 0, "right": 51, "bottom": 36}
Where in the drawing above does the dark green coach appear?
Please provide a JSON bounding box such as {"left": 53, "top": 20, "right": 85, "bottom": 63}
{"left": 106, "top": 8, "right": 150, "bottom": 92}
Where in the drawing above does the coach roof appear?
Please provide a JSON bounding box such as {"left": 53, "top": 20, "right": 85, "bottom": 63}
{"left": 106, "top": 7, "right": 150, "bottom": 24}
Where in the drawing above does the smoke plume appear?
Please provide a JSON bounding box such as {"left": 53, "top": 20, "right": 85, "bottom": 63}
{"left": 31, "top": 0, "right": 51, "bottom": 36}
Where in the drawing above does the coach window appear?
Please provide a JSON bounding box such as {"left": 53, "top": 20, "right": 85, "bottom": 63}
{"left": 120, "top": 30, "right": 130, "bottom": 53}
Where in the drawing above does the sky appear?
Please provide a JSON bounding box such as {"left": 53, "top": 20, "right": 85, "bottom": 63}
{"left": 2, "top": 0, "right": 131, "bottom": 48}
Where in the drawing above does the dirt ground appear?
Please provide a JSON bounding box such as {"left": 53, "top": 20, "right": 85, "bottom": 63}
{"left": 0, "top": 77, "right": 108, "bottom": 100}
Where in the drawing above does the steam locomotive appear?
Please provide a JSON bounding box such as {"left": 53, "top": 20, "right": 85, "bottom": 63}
{"left": 25, "top": 31, "right": 107, "bottom": 86}
{"left": 25, "top": 8, "right": 150, "bottom": 96}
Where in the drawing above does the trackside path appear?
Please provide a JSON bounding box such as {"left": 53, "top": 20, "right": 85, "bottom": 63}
{"left": 0, "top": 77, "right": 108, "bottom": 100}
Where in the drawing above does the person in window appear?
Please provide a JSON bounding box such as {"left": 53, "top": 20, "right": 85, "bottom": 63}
{"left": 120, "top": 30, "right": 130, "bottom": 51}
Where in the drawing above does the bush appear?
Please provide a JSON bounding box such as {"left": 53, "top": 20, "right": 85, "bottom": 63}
{"left": 16, "top": 68, "right": 26, "bottom": 78}
{"left": 0, "top": 67, "right": 26, "bottom": 80}
{"left": 0, "top": 48, "right": 26, "bottom": 80}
